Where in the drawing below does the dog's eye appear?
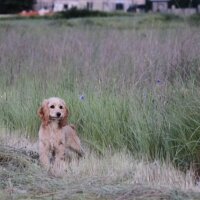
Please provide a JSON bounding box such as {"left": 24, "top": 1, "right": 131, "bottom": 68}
{"left": 59, "top": 105, "right": 63, "bottom": 109}
{"left": 50, "top": 105, "right": 55, "bottom": 109}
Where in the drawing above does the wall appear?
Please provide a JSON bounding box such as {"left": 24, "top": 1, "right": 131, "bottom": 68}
{"left": 35, "top": 0, "right": 146, "bottom": 11}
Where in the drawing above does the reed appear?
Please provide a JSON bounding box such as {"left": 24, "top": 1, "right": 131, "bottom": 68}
{"left": 1, "top": 14, "right": 200, "bottom": 171}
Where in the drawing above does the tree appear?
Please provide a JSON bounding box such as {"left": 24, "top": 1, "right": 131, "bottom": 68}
{"left": 0, "top": 0, "right": 36, "bottom": 14}
{"left": 170, "top": 0, "right": 200, "bottom": 8}
{"left": 145, "top": 0, "right": 152, "bottom": 11}
{"left": 191, "top": 0, "right": 200, "bottom": 7}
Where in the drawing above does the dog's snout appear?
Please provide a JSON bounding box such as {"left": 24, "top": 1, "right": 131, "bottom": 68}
{"left": 56, "top": 112, "right": 61, "bottom": 117}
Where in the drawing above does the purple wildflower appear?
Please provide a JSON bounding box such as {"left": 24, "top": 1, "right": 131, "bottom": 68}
{"left": 79, "top": 95, "right": 85, "bottom": 101}
{"left": 156, "top": 80, "right": 161, "bottom": 84}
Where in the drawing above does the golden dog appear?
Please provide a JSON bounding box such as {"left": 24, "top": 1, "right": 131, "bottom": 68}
{"left": 37, "top": 97, "right": 84, "bottom": 176}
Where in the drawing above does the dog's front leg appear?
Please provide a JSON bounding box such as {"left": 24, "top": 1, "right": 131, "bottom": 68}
{"left": 51, "top": 144, "right": 65, "bottom": 177}
{"left": 39, "top": 141, "right": 50, "bottom": 170}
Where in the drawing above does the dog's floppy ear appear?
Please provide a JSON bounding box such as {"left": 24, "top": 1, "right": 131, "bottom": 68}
{"left": 37, "top": 99, "right": 49, "bottom": 126}
{"left": 59, "top": 104, "right": 69, "bottom": 128}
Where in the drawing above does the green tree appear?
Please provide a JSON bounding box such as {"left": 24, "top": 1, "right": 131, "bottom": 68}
{"left": 145, "top": 0, "right": 152, "bottom": 11}
{"left": 170, "top": 0, "right": 200, "bottom": 8}
{"left": 146, "top": 0, "right": 199, "bottom": 10}
{"left": 0, "top": 0, "right": 35, "bottom": 14}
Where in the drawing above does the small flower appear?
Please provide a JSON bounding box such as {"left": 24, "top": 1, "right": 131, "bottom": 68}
{"left": 156, "top": 79, "right": 161, "bottom": 84}
{"left": 79, "top": 95, "right": 85, "bottom": 101}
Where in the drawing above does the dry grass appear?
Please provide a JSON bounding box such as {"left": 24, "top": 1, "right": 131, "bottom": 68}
{"left": 1, "top": 17, "right": 200, "bottom": 169}
{"left": 0, "top": 132, "right": 200, "bottom": 200}
{"left": 1, "top": 16, "right": 200, "bottom": 199}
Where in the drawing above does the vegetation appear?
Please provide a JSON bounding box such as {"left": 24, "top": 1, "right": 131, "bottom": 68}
{"left": 170, "top": 0, "right": 200, "bottom": 8}
{"left": 146, "top": 0, "right": 200, "bottom": 10}
{"left": 1, "top": 13, "right": 200, "bottom": 199}
{"left": 1, "top": 14, "right": 200, "bottom": 196}
{"left": 58, "top": 8, "right": 116, "bottom": 19}
{"left": 0, "top": 0, "right": 35, "bottom": 14}
{"left": 1, "top": 142, "right": 199, "bottom": 199}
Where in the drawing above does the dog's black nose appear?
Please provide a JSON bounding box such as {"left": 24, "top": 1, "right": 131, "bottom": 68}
{"left": 56, "top": 112, "right": 61, "bottom": 117}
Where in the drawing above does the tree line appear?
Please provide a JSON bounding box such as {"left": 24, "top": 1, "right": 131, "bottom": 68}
{"left": 0, "top": 0, "right": 35, "bottom": 14}
{"left": 169, "top": 0, "right": 200, "bottom": 8}
{"left": 146, "top": 0, "right": 200, "bottom": 10}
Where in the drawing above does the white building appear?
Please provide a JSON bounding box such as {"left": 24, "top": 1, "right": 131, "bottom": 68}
{"left": 35, "top": 0, "right": 146, "bottom": 12}
{"left": 150, "top": 0, "right": 170, "bottom": 12}
{"left": 53, "top": 0, "right": 79, "bottom": 11}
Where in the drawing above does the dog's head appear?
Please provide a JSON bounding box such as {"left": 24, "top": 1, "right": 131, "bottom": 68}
{"left": 37, "top": 97, "right": 69, "bottom": 127}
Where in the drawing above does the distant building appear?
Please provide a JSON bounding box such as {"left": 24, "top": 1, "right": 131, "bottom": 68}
{"left": 150, "top": 0, "right": 170, "bottom": 12}
{"left": 149, "top": 0, "right": 200, "bottom": 14}
{"left": 53, "top": 0, "right": 78, "bottom": 11}
{"left": 35, "top": 0, "right": 146, "bottom": 12}
{"left": 34, "top": 0, "right": 54, "bottom": 10}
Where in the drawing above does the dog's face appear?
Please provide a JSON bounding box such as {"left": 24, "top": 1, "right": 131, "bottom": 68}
{"left": 38, "top": 97, "right": 69, "bottom": 127}
{"left": 48, "top": 97, "right": 66, "bottom": 120}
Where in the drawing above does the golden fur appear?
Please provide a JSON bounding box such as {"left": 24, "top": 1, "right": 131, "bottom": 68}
{"left": 37, "top": 97, "right": 84, "bottom": 176}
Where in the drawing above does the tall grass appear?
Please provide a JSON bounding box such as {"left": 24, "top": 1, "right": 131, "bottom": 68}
{"left": 1, "top": 14, "right": 200, "bottom": 171}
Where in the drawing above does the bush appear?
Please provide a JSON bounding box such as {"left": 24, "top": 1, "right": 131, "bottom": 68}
{"left": 57, "top": 8, "right": 117, "bottom": 19}
{"left": 188, "top": 14, "right": 200, "bottom": 26}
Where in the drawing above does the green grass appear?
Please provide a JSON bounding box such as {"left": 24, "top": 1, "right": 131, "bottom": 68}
{"left": 1, "top": 14, "right": 200, "bottom": 172}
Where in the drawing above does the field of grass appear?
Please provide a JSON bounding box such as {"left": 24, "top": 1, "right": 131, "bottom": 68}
{"left": 1, "top": 14, "right": 200, "bottom": 199}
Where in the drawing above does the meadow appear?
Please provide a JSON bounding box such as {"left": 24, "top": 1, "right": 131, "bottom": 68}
{"left": 1, "top": 14, "right": 200, "bottom": 199}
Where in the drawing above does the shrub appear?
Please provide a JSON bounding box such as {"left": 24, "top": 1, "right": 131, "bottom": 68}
{"left": 56, "top": 8, "right": 124, "bottom": 19}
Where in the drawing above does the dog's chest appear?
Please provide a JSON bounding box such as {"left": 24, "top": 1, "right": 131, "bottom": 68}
{"left": 48, "top": 125, "right": 64, "bottom": 149}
